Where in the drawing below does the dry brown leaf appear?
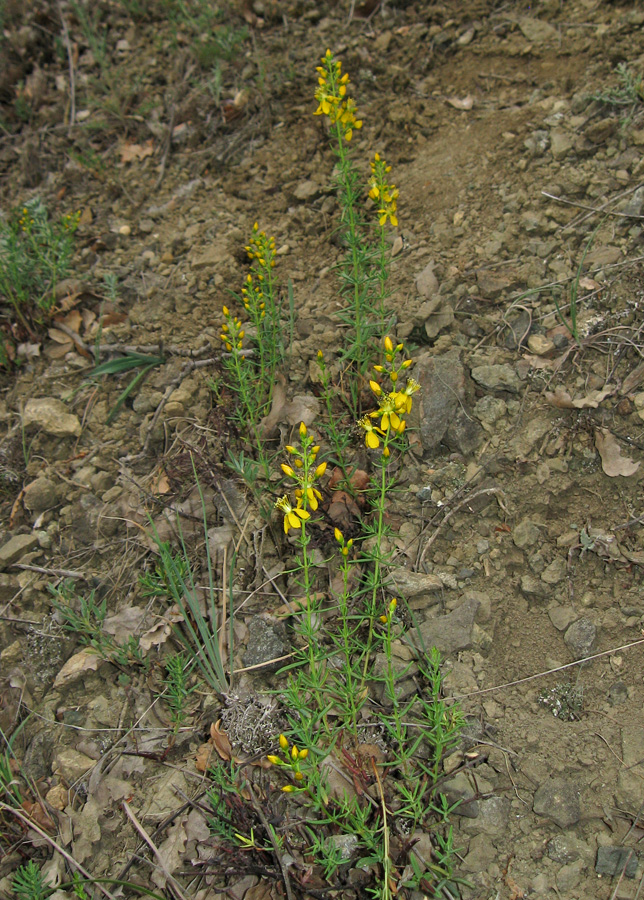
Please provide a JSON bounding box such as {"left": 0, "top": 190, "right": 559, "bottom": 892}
{"left": 195, "top": 742, "right": 213, "bottom": 773}
{"left": 546, "top": 385, "right": 613, "bottom": 409}
{"left": 48, "top": 327, "right": 73, "bottom": 345}
{"left": 138, "top": 609, "right": 182, "bottom": 653}
{"left": 594, "top": 428, "right": 640, "bottom": 477}
{"left": 151, "top": 816, "right": 188, "bottom": 889}
{"left": 578, "top": 276, "right": 601, "bottom": 291}
{"left": 120, "top": 139, "right": 154, "bottom": 164}
{"left": 54, "top": 649, "right": 102, "bottom": 687}
{"left": 621, "top": 361, "right": 644, "bottom": 395}
{"left": 257, "top": 374, "right": 287, "bottom": 439}
{"left": 103, "top": 606, "right": 147, "bottom": 643}
{"left": 21, "top": 799, "right": 55, "bottom": 832}
{"left": 101, "top": 309, "right": 128, "bottom": 327}
{"left": 446, "top": 94, "right": 474, "bottom": 110}
{"left": 210, "top": 720, "right": 234, "bottom": 761}
{"left": 57, "top": 309, "right": 82, "bottom": 333}
{"left": 151, "top": 468, "right": 171, "bottom": 495}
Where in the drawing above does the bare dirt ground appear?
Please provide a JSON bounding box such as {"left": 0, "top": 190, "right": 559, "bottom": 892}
{"left": 2, "top": 1, "right": 644, "bottom": 898}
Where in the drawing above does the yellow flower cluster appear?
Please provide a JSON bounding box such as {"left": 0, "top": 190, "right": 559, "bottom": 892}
{"left": 368, "top": 153, "right": 399, "bottom": 227}
{"left": 358, "top": 337, "right": 420, "bottom": 453}
{"left": 314, "top": 49, "right": 363, "bottom": 142}
{"left": 18, "top": 207, "right": 35, "bottom": 233}
{"left": 241, "top": 273, "right": 265, "bottom": 320}
{"left": 267, "top": 733, "right": 309, "bottom": 792}
{"left": 245, "top": 222, "right": 276, "bottom": 270}
{"left": 219, "top": 305, "right": 245, "bottom": 352}
{"left": 275, "top": 422, "right": 327, "bottom": 533}
{"left": 334, "top": 527, "right": 353, "bottom": 557}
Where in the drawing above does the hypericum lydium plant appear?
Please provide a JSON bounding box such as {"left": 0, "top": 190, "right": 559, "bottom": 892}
{"left": 368, "top": 153, "right": 399, "bottom": 328}
{"left": 267, "top": 733, "right": 310, "bottom": 792}
{"left": 315, "top": 49, "right": 396, "bottom": 412}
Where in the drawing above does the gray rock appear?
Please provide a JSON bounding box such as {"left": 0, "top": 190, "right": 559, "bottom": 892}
{"left": 585, "top": 117, "right": 616, "bottom": 144}
{"left": 0, "top": 534, "right": 39, "bottom": 570}
{"left": 440, "top": 772, "right": 479, "bottom": 818}
{"left": 607, "top": 680, "right": 628, "bottom": 706}
{"left": 564, "top": 617, "right": 596, "bottom": 660}
{"left": 445, "top": 410, "right": 484, "bottom": 456}
{"left": 23, "top": 477, "right": 59, "bottom": 513}
{"left": 595, "top": 846, "right": 638, "bottom": 878}
{"left": 476, "top": 270, "right": 516, "bottom": 300}
{"left": 547, "top": 833, "right": 584, "bottom": 864}
{"left": 461, "top": 797, "right": 510, "bottom": 835}
{"left": 422, "top": 298, "right": 454, "bottom": 340}
{"left": 415, "top": 261, "right": 439, "bottom": 299}
{"left": 471, "top": 364, "right": 521, "bottom": 393}
{"left": 23, "top": 398, "right": 81, "bottom": 437}
{"left": 533, "top": 778, "right": 580, "bottom": 827}
{"left": 503, "top": 308, "right": 532, "bottom": 348}
{"left": 512, "top": 518, "right": 541, "bottom": 549}
{"left": 242, "top": 617, "right": 289, "bottom": 672}
{"left": 556, "top": 859, "right": 585, "bottom": 893}
{"left": 474, "top": 396, "right": 507, "bottom": 426}
{"left": 293, "top": 180, "right": 321, "bottom": 201}
{"left": 462, "top": 834, "right": 497, "bottom": 873}
{"left": 327, "top": 833, "right": 359, "bottom": 860}
{"left": 416, "top": 351, "right": 466, "bottom": 450}
{"left": 417, "top": 596, "right": 480, "bottom": 656}
{"left": 618, "top": 725, "right": 644, "bottom": 809}
{"left": 524, "top": 130, "right": 550, "bottom": 157}
{"left": 518, "top": 16, "right": 558, "bottom": 42}
{"left": 548, "top": 605, "right": 577, "bottom": 632}
{"left": 388, "top": 567, "right": 443, "bottom": 602}
{"left": 520, "top": 573, "right": 549, "bottom": 600}
{"left": 551, "top": 129, "right": 574, "bottom": 161}
{"left": 541, "top": 556, "right": 567, "bottom": 585}
{"left": 191, "top": 243, "right": 232, "bottom": 269}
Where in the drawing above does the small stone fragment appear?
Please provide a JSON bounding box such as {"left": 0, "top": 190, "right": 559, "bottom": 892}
{"left": 0, "top": 534, "right": 39, "bottom": 570}
{"left": 533, "top": 778, "right": 580, "bottom": 827}
{"left": 471, "top": 364, "right": 521, "bottom": 393}
{"left": 595, "top": 846, "right": 638, "bottom": 878}
{"left": 564, "top": 617, "right": 596, "bottom": 660}
{"left": 23, "top": 399, "right": 81, "bottom": 437}
{"left": 512, "top": 518, "right": 541, "bottom": 549}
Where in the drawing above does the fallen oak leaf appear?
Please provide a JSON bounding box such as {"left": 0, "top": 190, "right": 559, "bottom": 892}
{"left": 595, "top": 428, "right": 640, "bottom": 477}
{"left": 546, "top": 385, "right": 614, "bottom": 409}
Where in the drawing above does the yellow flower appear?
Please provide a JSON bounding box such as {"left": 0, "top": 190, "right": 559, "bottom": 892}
{"left": 358, "top": 416, "right": 381, "bottom": 450}
{"left": 267, "top": 754, "right": 281, "bottom": 765}
{"left": 279, "top": 734, "right": 289, "bottom": 750}
{"left": 282, "top": 785, "right": 295, "bottom": 793}
{"left": 281, "top": 464, "right": 295, "bottom": 478}
{"left": 299, "top": 421, "right": 307, "bottom": 438}
{"left": 275, "top": 496, "right": 310, "bottom": 533}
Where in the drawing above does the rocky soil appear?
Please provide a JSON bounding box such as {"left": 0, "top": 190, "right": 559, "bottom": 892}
{"left": 2, "top": 0, "right": 644, "bottom": 898}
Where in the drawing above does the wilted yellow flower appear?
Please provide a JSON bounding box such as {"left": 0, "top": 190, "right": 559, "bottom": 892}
{"left": 275, "top": 495, "right": 310, "bottom": 533}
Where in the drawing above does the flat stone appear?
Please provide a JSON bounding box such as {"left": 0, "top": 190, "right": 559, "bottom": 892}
{"left": 585, "top": 117, "right": 616, "bottom": 144}
{"left": 595, "top": 846, "right": 638, "bottom": 878}
{"left": 23, "top": 398, "right": 81, "bottom": 437}
{"left": 293, "top": 180, "right": 321, "bottom": 201}
{"left": 416, "top": 351, "right": 466, "bottom": 450}
{"left": 53, "top": 748, "right": 96, "bottom": 783}
{"left": 521, "top": 573, "right": 549, "bottom": 600}
{"left": 0, "top": 533, "right": 39, "bottom": 569}
{"left": 547, "top": 833, "right": 585, "bottom": 864}
{"left": 190, "top": 243, "right": 232, "bottom": 269}
{"left": 388, "top": 567, "right": 443, "bottom": 602}
{"left": 550, "top": 129, "right": 574, "bottom": 161}
{"left": 445, "top": 409, "right": 484, "bottom": 456}
{"left": 415, "top": 261, "right": 439, "bottom": 299}
{"left": 533, "top": 777, "right": 580, "bottom": 827}
{"left": 474, "top": 396, "right": 507, "bottom": 425}
{"left": 476, "top": 270, "right": 516, "bottom": 299}
{"left": 556, "top": 859, "right": 585, "bottom": 893}
{"left": 461, "top": 796, "right": 510, "bottom": 835}
{"left": 471, "top": 364, "right": 521, "bottom": 393}
{"left": 417, "top": 596, "right": 480, "bottom": 656}
{"left": 513, "top": 518, "right": 542, "bottom": 549}
{"left": 462, "top": 834, "right": 497, "bottom": 872}
{"left": 618, "top": 725, "right": 644, "bottom": 809}
{"left": 518, "top": 16, "right": 558, "bottom": 42}
{"left": 564, "top": 617, "right": 596, "bottom": 660}
{"left": 541, "top": 556, "right": 567, "bottom": 584}
{"left": 548, "top": 605, "right": 577, "bottom": 632}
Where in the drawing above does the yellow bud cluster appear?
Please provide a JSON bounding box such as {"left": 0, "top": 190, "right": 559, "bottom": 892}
{"left": 314, "top": 49, "right": 363, "bottom": 142}
{"left": 368, "top": 153, "right": 399, "bottom": 227}
{"left": 266, "top": 734, "right": 310, "bottom": 792}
